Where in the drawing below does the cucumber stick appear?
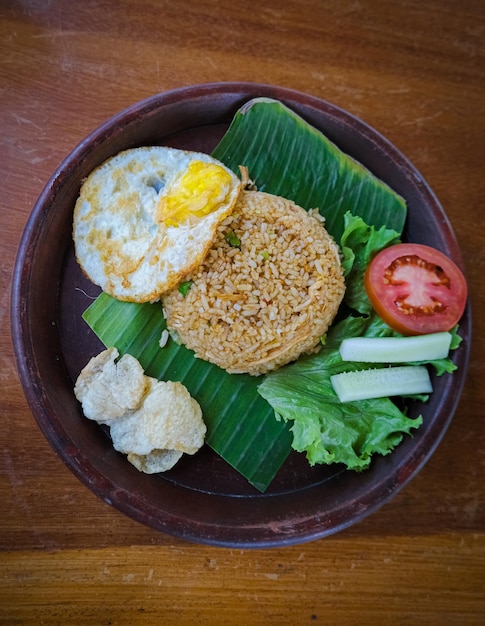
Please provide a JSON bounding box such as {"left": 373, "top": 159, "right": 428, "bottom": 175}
{"left": 339, "top": 332, "right": 452, "bottom": 363}
{"left": 331, "top": 365, "right": 432, "bottom": 402}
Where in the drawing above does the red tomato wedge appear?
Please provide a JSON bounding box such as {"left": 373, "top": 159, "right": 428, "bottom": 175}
{"left": 364, "top": 243, "right": 467, "bottom": 335}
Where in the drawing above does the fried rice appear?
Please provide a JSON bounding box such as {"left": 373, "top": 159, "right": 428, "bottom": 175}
{"left": 162, "top": 190, "right": 346, "bottom": 375}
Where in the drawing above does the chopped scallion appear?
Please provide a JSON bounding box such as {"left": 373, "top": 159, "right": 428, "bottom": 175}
{"left": 178, "top": 280, "right": 193, "bottom": 297}
{"left": 225, "top": 231, "right": 241, "bottom": 247}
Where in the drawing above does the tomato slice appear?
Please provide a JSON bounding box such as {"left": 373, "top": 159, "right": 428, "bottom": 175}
{"left": 364, "top": 243, "right": 467, "bottom": 335}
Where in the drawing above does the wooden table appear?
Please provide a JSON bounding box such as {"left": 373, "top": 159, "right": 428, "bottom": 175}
{"left": 1, "top": 1, "right": 484, "bottom": 623}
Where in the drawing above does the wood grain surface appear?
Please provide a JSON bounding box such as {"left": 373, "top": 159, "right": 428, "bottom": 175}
{"left": 1, "top": 0, "right": 484, "bottom": 623}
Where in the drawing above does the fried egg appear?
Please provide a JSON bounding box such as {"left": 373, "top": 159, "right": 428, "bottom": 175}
{"left": 73, "top": 146, "right": 241, "bottom": 302}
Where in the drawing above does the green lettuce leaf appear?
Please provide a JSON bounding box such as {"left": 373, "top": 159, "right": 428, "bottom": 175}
{"left": 340, "top": 213, "right": 401, "bottom": 315}
{"left": 258, "top": 315, "right": 423, "bottom": 470}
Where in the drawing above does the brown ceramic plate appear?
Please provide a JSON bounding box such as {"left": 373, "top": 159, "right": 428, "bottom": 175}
{"left": 11, "top": 83, "right": 471, "bottom": 547}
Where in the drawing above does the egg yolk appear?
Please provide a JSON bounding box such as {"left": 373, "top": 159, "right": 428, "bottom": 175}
{"left": 158, "top": 160, "right": 234, "bottom": 227}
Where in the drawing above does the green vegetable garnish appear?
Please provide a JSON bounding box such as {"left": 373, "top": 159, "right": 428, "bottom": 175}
{"left": 258, "top": 315, "right": 425, "bottom": 470}
{"left": 225, "top": 231, "right": 241, "bottom": 247}
{"left": 178, "top": 280, "right": 193, "bottom": 297}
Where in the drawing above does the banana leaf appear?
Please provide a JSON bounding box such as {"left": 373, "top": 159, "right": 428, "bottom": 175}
{"left": 212, "top": 98, "right": 407, "bottom": 241}
{"left": 81, "top": 98, "right": 407, "bottom": 492}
